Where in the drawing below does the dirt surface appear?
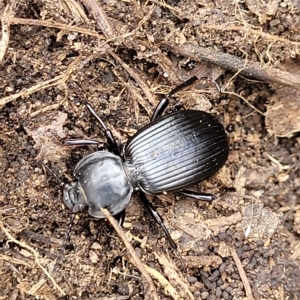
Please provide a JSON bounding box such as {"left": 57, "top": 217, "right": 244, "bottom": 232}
{"left": 1, "top": 0, "right": 300, "bottom": 299}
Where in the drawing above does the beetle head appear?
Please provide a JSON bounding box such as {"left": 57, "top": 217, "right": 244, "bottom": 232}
{"left": 63, "top": 181, "right": 87, "bottom": 213}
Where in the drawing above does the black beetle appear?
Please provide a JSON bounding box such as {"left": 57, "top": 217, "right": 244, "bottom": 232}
{"left": 63, "top": 76, "right": 229, "bottom": 249}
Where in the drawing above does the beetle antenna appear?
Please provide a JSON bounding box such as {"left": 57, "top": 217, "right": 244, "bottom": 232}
{"left": 43, "top": 164, "right": 65, "bottom": 187}
{"left": 43, "top": 164, "right": 76, "bottom": 273}
{"left": 58, "top": 213, "right": 75, "bottom": 258}
{"left": 52, "top": 214, "right": 76, "bottom": 274}
{"left": 85, "top": 102, "right": 121, "bottom": 156}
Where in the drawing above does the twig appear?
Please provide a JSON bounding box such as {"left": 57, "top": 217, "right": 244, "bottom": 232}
{"left": 278, "top": 204, "right": 300, "bottom": 213}
{"left": 201, "top": 24, "right": 300, "bottom": 46}
{"left": 64, "top": 0, "right": 90, "bottom": 22}
{"left": 100, "top": 208, "right": 159, "bottom": 300}
{"left": 10, "top": 17, "right": 103, "bottom": 39}
{"left": 81, "top": 0, "right": 157, "bottom": 107}
{"left": 155, "top": 252, "right": 194, "bottom": 300}
{"left": 231, "top": 248, "right": 254, "bottom": 300}
{"left": 0, "top": 222, "right": 65, "bottom": 296}
{"left": 163, "top": 42, "right": 300, "bottom": 90}
{"left": 0, "top": 56, "right": 81, "bottom": 107}
{"left": 0, "top": 1, "right": 16, "bottom": 64}
{"left": 127, "top": 81, "right": 153, "bottom": 118}
{"left": 290, "top": 242, "right": 300, "bottom": 260}
{"left": 149, "top": 0, "right": 183, "bottom": 18}
{"left": 129, "top": 255, "right": 182, "bottom": 300}
{"left": 80, "top": 0, "right": 115, "bottom": 38}
{"left": 222, "top": 91, "right": 265, "bottom": 116}
{"left": 109, "top": 51, "right": 156, "bottom": 106}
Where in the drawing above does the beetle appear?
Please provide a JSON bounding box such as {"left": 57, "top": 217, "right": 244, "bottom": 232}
{"left": 63, "top": 76, "right": 229, "bottom": 249}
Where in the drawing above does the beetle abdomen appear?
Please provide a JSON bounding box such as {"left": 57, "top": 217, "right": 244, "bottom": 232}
{"left": 125, "top": 110, "right": 229, "bottom": 194}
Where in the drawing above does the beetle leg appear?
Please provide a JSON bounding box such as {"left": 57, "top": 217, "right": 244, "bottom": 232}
{"left": 178, "top": 190, "right": 216, "bottom": 202}
{"left": 150, "top": 97, "right": 169, "bottom": 121}
{"left": 64, "top": 139, "right": 109, "bottom": 150}
{"left": 115, "top": 210, "right": 126, "bottom": 227}
{"left": 139, "top": 192, "right": 177, "bottom": 250}
{"left": 151, "top": 76, "right": 198, "bottom": 121}
{"left": 69, "top": 83, "right": 121, "bottom": 154}
{"left": 85, "top": 102, "right": 121, "bottom": 156}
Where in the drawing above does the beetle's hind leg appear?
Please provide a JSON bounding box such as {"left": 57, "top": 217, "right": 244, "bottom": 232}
{"left": 140, "top": 192, "right": 186, "bottom": 270}
{"left": 178, "top": 190, "right": 216, "bottom": 202}
{"left": 151, "top": 75, "right": 221, "bottom": 121}
{"left": 139, "top": 192, "right": 177, "bottom": 250}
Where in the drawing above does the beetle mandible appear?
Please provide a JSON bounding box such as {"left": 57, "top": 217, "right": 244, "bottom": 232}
{"left": 63, "top": 76, "right": 229, "bottom": 249}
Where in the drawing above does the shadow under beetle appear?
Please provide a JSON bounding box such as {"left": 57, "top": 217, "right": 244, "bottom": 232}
{"left": 63, "top": 76, "right": 229, "bottom": 249}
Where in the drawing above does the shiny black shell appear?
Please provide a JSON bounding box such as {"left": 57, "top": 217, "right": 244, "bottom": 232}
{"left": 125, "top": 110, "right": 229, "bottom": 194}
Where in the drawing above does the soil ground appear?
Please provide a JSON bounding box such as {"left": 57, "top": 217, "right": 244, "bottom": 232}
{"left": 0, "top": 0, "right": 300, "bottom": 299}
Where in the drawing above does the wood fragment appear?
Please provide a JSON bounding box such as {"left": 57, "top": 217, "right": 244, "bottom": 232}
{"left": 231, "top": 248, "right": 254, "bottom": 300}
{"left": 130, "top": 257, "right": 182, "bottom": 300}
{"left": 64, "top": 0, "right": 90, "bottom": 22}
{"left": 0, "top": 222, "right": 65, "bottom": 296}
{"left": 100, "top": 208, "right": 159, "bottom": 300}
{"left": 278, "top": 204, "right": 300, "bottom": 212}
{"left": 109, "top": 51, "right": 157, "bottom": 106}
{"left": 290, "top": 242, "right": 300, "bottom": 260}
{"left": 80, "top": 0, "right": 115, "bottom": 38}
{"left": 155, "top": 252, "right": 194, "bottom": 300}
{"left": 0, "top": 56, "right": 82, "bottom": 107}
{"left": 0, "top": 2, "right": 16, "bottom": 64}
{"left": 10, "top": 17, "right": 104, "bottom": 39}
{"left": 163, "top": 42, "right": 300, "bottom": 90}
{"left": 0, "top": 254, "right": 33, "bottom": 267}
{"left": 24, "top": 231, "right": 64, "bottom": 246}
{"left": 126, "top": 81, "right": 153, "bottom": 117}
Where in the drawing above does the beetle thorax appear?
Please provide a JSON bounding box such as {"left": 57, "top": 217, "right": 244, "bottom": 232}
{"left": 67, "top": 152, "right": 133, "bottom": 218}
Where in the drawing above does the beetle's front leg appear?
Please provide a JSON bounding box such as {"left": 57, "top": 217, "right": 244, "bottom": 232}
{"left": 85, "top": 102, "right": 121, "bottom": 156}
{"left": 114, "top": 210, "right": 126, "bottom": 227}
{"left": 64, "top": 139, "right": 109, "bottom": 151}
{"left": 151, "top": 76, "right": 198, "bottom": 121}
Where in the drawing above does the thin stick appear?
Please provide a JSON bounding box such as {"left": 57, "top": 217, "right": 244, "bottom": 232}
{"left": 0, "top": 222, "right": 65, "bottom": 296}
{"left": 0, "top": 56, "right": 81, "bottom": 107}
{"left": 128, "top": 256, "right": 182, "bottom": 299}
{"left": 10, "top": 17, "right": 103, "bottom": 38}
{"left": 100, "top": 208, "right": 159, "bottom": 300}
{"left": 80, "top": 0, "right": 115, "bottom": 39}
{"left": 231, "top": 248, "right": 254, "bottom": 300}
{"left": 163, "top": 42, "right": 300, "bottom": 89}
{"left": 0, "top": 1, "right": 16, "bottom": 64}
{"left": 81, "top": 0, "right": 157, "bottom": 107}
